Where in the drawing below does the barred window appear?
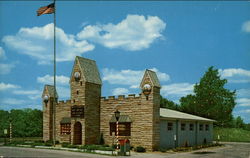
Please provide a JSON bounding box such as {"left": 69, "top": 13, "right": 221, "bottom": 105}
{"left": 181, "top": 123, "right": 186, "bottom": 131}
{"left": 61, "top": 123, "right": 71, "bottom": 135}
{"left": 199, "top": 124, "right": 203, "bottom": 131}
{"left": 110, "top": 122, "right": 131, "bottom": 136}
{"left": 189, "top": 124, "right": 194, "bottom": 131}
{"left": 167, "top": 122, "right": 173, "bottom": 131}
{"left": 205, "top": 124, "right": 209, "bottom": 131}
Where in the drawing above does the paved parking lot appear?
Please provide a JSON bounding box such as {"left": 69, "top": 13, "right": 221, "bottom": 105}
{"left": 0, "top": 142, "right": 249, "bottom": 158}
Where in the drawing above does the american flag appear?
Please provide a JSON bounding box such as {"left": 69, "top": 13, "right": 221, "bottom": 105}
{"left": 37, "top": 3, "right": 55, "bottom": 16}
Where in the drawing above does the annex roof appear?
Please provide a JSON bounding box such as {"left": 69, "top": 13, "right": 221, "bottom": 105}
{"left": 110, "top": 115, "right": 132, "bottom": 123}
{"left": 160, "top": 108, "right": 215, "bottom": 122}
{"left": 60, "top": 117, "right": 71, "bottom": 124}
{"left": 75, "top": 56, "right": 102, "bottom": 85}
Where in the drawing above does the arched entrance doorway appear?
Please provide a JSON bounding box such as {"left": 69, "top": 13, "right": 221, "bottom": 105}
{"left": 73, "top": 122, "right": 82, "bottom": 145}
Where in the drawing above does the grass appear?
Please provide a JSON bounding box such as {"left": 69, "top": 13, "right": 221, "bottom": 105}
{"left": 0, "top": 137, "right": 42, "bottom": 143}
{"left": 213, "top": 127, "right": 250, "bottom": 142}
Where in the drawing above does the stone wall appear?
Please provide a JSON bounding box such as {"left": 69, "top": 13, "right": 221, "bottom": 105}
{"left": 55, "top": 100, "right": 71, "bottom": 143}
{"left": 84, "top": 82, "right": 101, "bottom": 144}
{"left": 42, "top": 99, "right": 53, "bottom": 142}
{"left": 100, "top": 92, "right": 160, "bottom": 151}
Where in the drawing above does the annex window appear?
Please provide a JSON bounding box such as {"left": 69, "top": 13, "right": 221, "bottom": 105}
{"left": 76, "top": 90, "right": 79, "bottom": 95}
{"left": 199, "top": 124, "right": 203, "bottom": 131}
{"left": 181, "top": 123, "right": 186, "bottom": 131}
{"left": 205, "top": 124, "right": 209, "bottom": 131}
{"left": 189, "top": 123, "right": 194, "bottom": 131}
{"left": 167, "top": 122, "right": 173, "bottom": 131}
{"left": 109, "top": 122, "right": 131, "bottom": 136}
{"left": 61, "top": 123, "right": 71, "bottom": 135}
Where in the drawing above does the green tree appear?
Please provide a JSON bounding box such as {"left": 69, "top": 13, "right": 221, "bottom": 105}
{"left": 160, "top": 95, "right": 179, "bottom": 110}
{"left": 235, "top": 116, "right": 245, "bottom": 128}
{"left": 0, "top": 110, "right": 10, "bottom": 137}
{"left": 179, "top": 66, "right": 236, "bottom": 127}
{"left": 9, "top": 108, "right": 43, "bottom": 137}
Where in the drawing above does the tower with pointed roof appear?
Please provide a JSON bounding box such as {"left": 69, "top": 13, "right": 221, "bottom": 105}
{"left": 42, "top": 85, "right": 58, "bottom": 141}
{"left": 139, "top": 69, "right": 161, "bottom": 150}
{"left": 69, "top": 56, "right": 102, "bottom": 144}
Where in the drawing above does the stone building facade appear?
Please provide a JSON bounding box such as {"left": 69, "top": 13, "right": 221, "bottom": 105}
{"left": 42, "top": 56, "right": 214, "bottom": 151}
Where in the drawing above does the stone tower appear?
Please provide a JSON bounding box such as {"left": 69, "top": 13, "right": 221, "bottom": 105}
{"left": 139, "top": 69, "right": 161, "bottom": 150}
{"left": 70, "top": 56, "right": 102, "bottom": 145}
{"left": 42, "top": 85, "right": 58, "bottom": 142}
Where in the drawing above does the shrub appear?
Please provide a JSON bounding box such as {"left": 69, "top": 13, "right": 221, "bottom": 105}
{"left": 87, "top": 145, "right": 101, "bottom": 151}
{"left": 67, "top": 144, "right": 78, "bottom": 148}
{"left": 61, "top": 142, "right": 70, "bottom": 148}
{"left": 135, "top": 146, "right": 146, "bottom": 152}
{"left": 34, "top": 140, "right": 44, "bottom": 143}
{"left": 159, "top": 148, "right": 167, "bottom": 152}
{"left": 98, "top": 133, "right": 105, "bottom": 145}
{"left": 44, "top": 140, "right": 53, "bottom": 146}
{"left": 103, "top": 144, "right": 109, "bottom": 147}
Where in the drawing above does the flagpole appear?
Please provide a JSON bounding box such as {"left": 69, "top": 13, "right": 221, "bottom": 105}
{"left": 53, "top": 0, "right": 56, "bottom": 147}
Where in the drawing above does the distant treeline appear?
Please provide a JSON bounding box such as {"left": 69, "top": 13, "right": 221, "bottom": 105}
{"left": 0, "top": 109, "right": 42, "bottom": 137}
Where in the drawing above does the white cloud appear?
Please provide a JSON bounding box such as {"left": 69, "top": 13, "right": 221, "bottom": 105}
{"left": 2, "top": 23, "right": 95, "bottom": 64}
{"left": 161, "top": 83, "right": 194, "bottom": 97}
{"left": 242, "top": 20, "right": 250, "bottom": 33}
{"left": 0, "top": 98, "right": 26, "bottom": 105}
{"left": 238, "top": 109, "right": 250, "bottom": 114}
{"left": 0, "top": 82, "right": 20, "bottom": 91}
{"left": 57, "top": 86, "right": 70, "bottom": 99}
{"left": 0, "top": 47, "right": 6, "bottom": 60}
{"left": 102, "top": 68, "right": 170, "bottom": 88}
{"left": 0, "top": 63, "right": 15, "bottom": 75}
{"left": 77, "top": 14, "right": 166, "bottom": 51}
{"left": 236, "top": 98, "right": 250, "bottom": 107}
{"left": 37, "top": 74, "right": 70, "bottom": 85}
{"left": 37, "top": 75, "right": 70, "bottom": 100}
{"left": 13, "top": 90, "right": 40, "bottom": 95}
{"left": 237, "top": 89, "right": 250, "bottom": 98}
{"left": 112, "top": 88, "right": 129, "bottom": 96}
{"left": 219, "top": 68, "right": 250, "bottom": 83}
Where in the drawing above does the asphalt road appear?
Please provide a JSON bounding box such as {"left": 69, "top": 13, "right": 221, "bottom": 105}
{"left": 0, "top": 142, "right": 250, "bottom": 158}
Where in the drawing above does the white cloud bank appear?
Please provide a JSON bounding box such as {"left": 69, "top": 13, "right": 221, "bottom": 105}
{"left": 0, "top": 63, "right": 15, "bottom": 75}
{"left": 242, "top": 20, "right": 250, "bottom": 33}
{"left": 102, "top": 68, "right": 170, "bottom": 89}
{"left": 161, "top": 83, "right": 194, "bottom": 98}
{"left": 236, "top": 98, "right": 250, "bottom": 107}
{"left": 0, "top": 82, "right": 20, "bottom": 91}
{"left": 37, "top": 74, "right": 70, "bottom": 99}
{"left": 77, "top": 14, "right": 166, "bottom": 51}
{"left": 37, "top": 74, "right": 70, "bottom": 85}
{"left": 219, "top": 68, "right": 250, "bottom": 83}
{"left": 112, "top": 88, "right": 129, "bottom": 96}
{"left": 2, "top": 15, "right": 166, "bottom": 64}
{"left": 0, "top": 47, "right": 6, "bottom": 60}
{"left": 2, "top": 23, "right": 94, "bottom": 64}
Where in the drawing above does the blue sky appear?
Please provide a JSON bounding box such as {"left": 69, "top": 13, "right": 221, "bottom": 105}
{"left": 0, "top": 1, "right": 250, "bottom": 123}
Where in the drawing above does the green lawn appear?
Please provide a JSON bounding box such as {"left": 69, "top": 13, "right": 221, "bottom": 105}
{"left": 0, "top": 137, "right": 42, "bottom": 143}
{"left": 213, "top": 127, "right": 250, "bottom": 142}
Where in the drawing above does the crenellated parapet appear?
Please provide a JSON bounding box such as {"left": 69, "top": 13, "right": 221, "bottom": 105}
{"left": 101, "top": 94, "right": 141, "bottom": 102}
{"left": 57, "top": 100, "right": 71, "bottom": 106}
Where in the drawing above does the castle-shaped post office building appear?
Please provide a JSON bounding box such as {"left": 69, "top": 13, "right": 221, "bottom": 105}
{"left": 42, "top": 56, "right": 214, "bottom": 151}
